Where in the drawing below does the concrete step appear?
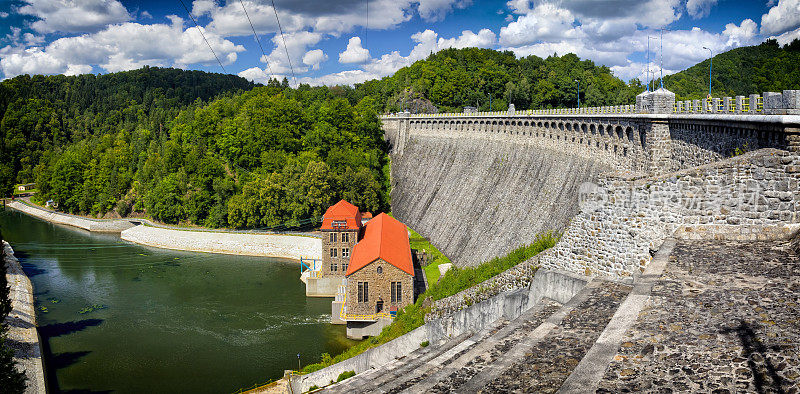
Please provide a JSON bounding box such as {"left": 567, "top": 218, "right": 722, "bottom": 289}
{"left": 407, "top": 297, "right": 564, "bottom": 393}
{"left": 451, "top": 279, "right": 632, "bottom": 393}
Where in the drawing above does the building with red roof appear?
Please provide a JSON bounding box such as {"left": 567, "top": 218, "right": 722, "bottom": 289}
{"left": 320, "top": 200, "right": 364, "bottom": 278}
{"left": 344, "top": 213, "right": 415, "bottom": 334}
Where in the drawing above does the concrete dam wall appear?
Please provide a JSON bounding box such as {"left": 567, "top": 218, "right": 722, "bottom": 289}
{"left": 391, "top": 136, "right": 609, "bottom": 266}
{"left": 384, "top": 111, "right": 799, "bottom": 267}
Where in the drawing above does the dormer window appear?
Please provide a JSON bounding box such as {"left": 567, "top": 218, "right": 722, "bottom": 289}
{"left": 332, "top": 220, "right": 347, "bottom": 229}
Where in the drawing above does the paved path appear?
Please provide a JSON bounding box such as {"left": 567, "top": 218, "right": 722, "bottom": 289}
{"left": 597, "top": 239, "right": 800, "bottom": 393}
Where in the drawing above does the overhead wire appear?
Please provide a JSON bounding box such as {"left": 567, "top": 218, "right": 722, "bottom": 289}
{"left": 238, "top": 0, "right": 276, "bottom": 82}
{"left": 269, "top": 0, "right": 298, "bottom": 87}
{"left": 176, "top": 0, "right": 228, "bottom": 74}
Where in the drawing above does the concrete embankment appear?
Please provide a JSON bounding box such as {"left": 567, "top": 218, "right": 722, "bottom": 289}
{"left": 7, "top": 201, "right": 322, "bottom": 260}
{"left": 3, "top": 242, "right": 46, "bottom": 394}
{"left": 120, "top": 225, "right": 321, "bottom": 260}
{"left": 8, "top": 201, "right": 134, "bottom": 232}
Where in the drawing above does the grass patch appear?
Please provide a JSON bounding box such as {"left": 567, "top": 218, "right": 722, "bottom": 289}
{"left": 408, "top": 227, "right": 451, "bottom": 283}
{"left": 300, "top": 232, "right": 559, "bottom": 374}
{"left": 336, "top": 371, "right": 356, "bottom": 382}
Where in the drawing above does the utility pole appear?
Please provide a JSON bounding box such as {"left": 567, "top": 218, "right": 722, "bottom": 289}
{"left": 702, "top": 46, "right": 713, "bottom": 97}
{"left": 574, "top": 79, "right": 580, "bottom": 108}
{"left": 660, "top": 28, "right": 664, "bottom": 90}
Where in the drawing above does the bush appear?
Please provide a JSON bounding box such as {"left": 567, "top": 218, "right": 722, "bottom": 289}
{"left": 308, "top": 385, "right": 319, "bottom": 391}
{"left": 336, "top": 370, "right": 355, "bottom": 382}
{"left": 420, "top": 341, "right": 429, "bottom": 348}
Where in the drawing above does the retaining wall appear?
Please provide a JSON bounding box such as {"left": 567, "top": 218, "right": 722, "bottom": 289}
{"left": 8, "top": 201, "right": 134, "bottom": 232}
{"left": 120, "top": 225, "right": 321, "bottom": 260}
{"left": 539, "top": 149, "right": 800, "bottom": 278}
{"left": 3, "top": 242, "right": 46, "bottom": 394}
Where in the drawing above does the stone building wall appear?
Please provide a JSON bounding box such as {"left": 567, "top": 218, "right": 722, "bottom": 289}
{"left": 539, "top": 149, "right": 800, "bottom": 278}
{"left": 346, "top": 259, "right": 414, "bottom": 316}
{"left": 321, "top": 228, "right": 359, "bottom": 277}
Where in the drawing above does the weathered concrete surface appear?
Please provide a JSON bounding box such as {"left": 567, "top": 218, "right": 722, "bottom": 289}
{"left": 291, "top": 268, "right": 587, "bottom": 392}
{"left": 304, "top": 277, "right": 339, "bottom": 297}
{"left": 3, "top": 242, "right": 46, "bottom": 394}
{"left": 597, "top": 239, "right": 800, "bottom": 393}
{"left": 120, "top": 225, "right": 321, "bottom": 260}
{"left": 391, "top": 136, "right": 609, "bottom": 267}
{"left": 8, "top": 201, "right": 134, "bottom": 232}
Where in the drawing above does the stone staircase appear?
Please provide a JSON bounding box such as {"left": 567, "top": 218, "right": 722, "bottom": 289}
{"left": 323, "top": 279, "right": 633, "bottom": 393}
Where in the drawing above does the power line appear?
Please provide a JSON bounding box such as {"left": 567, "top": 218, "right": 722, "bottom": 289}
{"left": 176, "top": 0, "right": 228, "bottom": 74}
{"left": 270, "top": 0, "right": 297, "bottom": 87}
{"left": 238, "top": 0, "right": 276, "bottom": 82}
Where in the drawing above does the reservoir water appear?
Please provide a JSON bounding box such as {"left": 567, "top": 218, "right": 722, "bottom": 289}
{"left": 0, "top": 208, "right": 354, "bottom": 393}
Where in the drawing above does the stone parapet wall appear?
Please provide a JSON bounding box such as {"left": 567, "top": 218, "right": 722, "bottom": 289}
{"left": 540, "top": 149, "right": 800, "bottom": 278}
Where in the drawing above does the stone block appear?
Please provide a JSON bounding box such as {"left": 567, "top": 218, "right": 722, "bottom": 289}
{"left": 763, "top": 91, "right": 783, "bottom": 114}
{"left": 783, "top": 90, "right": 800, "bottom": 114}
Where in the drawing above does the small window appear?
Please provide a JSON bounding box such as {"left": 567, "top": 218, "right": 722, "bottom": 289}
{"left": 342, "top": 232, "right": 349, "bottom": 243}
{"left": 330, "top": 232, "right": 337, "bottom": 243}
{"left": 330, "top": 248, "right": 337, "bottom": 258}
{"left": 342, "top": 248, "right": 350, "bottom": 258}
{"left": 343, "top": 262, "right": 348, "bottom": 272}
{"left": 330, "top": 263, "right": 338, "bottom": 272}
{"left": 391, "top": 282, "right": 402, "bottom": 303}
{"left": 358, "top": 282, "right": 369, "bottom": 303}
{"left": 377, "top": 266, "right": 383, "bottom": 274}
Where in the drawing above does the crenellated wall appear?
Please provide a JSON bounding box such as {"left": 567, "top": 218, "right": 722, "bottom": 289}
{"left": 383, "top": 110, "right": 799, "bottom": 267}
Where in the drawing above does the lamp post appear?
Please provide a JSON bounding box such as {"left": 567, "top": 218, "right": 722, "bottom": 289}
{"left": 574, "top": 79, "right": 580, "bottom": 108}
{"left": 702, "top": 46, "right": 713, "bottom": 97}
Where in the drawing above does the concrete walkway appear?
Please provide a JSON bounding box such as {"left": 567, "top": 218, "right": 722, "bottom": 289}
{"left": 3, "top": 242, "right": 46, "bottom": 394}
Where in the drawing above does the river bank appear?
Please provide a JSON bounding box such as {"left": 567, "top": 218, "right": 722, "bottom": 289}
{"left": 7, "top": 201, "right": 322, "bottom": 260}
{"left": 3, "top": 241, "right": 47, "bottom": 394}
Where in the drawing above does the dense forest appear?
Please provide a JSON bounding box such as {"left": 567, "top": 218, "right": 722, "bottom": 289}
{"left": 352, "top": 48, "right": 645, "bottom": 113}
{"left": 2, "top": 42, "right": 798, "bottom": 229}
{"left": 663, "top": 39, "right": 800, "bottom": 100}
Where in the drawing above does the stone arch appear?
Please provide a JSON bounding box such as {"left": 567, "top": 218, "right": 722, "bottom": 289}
{"left": 590, "top": 124, "right": 596, "bottom": 134}
{"left": 581, "top": 124, "right": 588, "bottom": 133}
{"left": 598, "top": 125, "right": 605, "bottom": 136}
{"left": 639, "top": 129, "right": 646, "bottom": 149}
{"left": 559, "top": 123, "right": 565, "bottom": 131}
{"left": 625, "top": 126, "right": 633, "bottom": 142}
{"left": 566, "top": 123, "right": 572, "bottom": 131}
{"left": 615, "top": 125, "right": 623, "bottom": 139}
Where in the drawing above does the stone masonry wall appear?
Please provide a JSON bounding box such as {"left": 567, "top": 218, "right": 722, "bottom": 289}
{"left": 321, "top": 229, "right": 358, "bottom": 277}
{"left": 539, "top": 149, "right": 800, "bottom": 278}
{"left": 346, "top": 259, "right": 414, "bottom": 316}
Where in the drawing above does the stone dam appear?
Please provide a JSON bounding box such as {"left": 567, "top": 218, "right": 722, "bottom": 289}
{"left": 287, "top": 89, "right": 800, "bottom": 393}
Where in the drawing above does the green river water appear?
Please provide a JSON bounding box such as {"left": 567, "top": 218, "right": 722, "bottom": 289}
{"left": 0, "top": 208, "right": 354, "bottom": 393}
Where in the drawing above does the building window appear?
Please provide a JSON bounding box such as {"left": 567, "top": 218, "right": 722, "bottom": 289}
{"left": 330, "top": 232, "right": 337, "bottom": 243}
{"left": 342, "top": 232, "right": 349, "bottom": 243}
{"left": 330, "top": 263, "right": 338, "bottom": 272}
{"left": 332, "top": 220, "right": 346, "bottom": 229}
{"left": 342, "top": 248, "right": 350, "bottom": 258}
{"left": 343, "top": 261, "right": 348, "bottom": 272}
{"left": 358, "top": 282, "right": 369, "bottom": 303}
{"left": 391, "top": 282, "right": 402, "bottom": 303}
{"left": 377, "top": 266, "right": 383, "bottom": 274}
{"left": 330, "top": 248, "right": 337, "bottom": 258}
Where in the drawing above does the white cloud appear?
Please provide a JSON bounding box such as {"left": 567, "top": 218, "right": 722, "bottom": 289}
{"left": 772, "top": 26, "right": 800, "bottom": 45}
{"left": 18, "top": 0, "right": 132, "bottom": 33}
{"left": 723, "top": 19, "right": 758, "bottom": 47}
{"left": 686, "top": 0, "right": 718, "bottom": 19}
{"left": 761, "top": 0, "right": 800, "bottom": 35}
{"left": 417, "top": 0, "right": 471, "bottom": 22}
{"left": 302, "top": 49, "right": 327, "bottom": 70}
{"left": 0, "top": 12, "right": 9, "bottom": 18}
{"left": 140, "top": 10, "right": 152, "bottom": 19}
{"left": 506, "top": 0, "right": 533, "bottom": 15}
{"left": 260, "top": 31, "right": 322, "bottom": 76}
{"left": 299, "top": 69, "right": 380, "bottom": 86}
{"left": 238, "top": 66, "right": 275, "bottom": 84}
{"left": 499, "top": 3, "right": 579, "bottom": 46}
{"left": 1, "top": 17, "right": 244, "bottom": 78}
{"left": 339, "top": 37, "right": 371, "bottom": 63}
{"left": 438, "top": 28, "right": 496, "bottom": 48}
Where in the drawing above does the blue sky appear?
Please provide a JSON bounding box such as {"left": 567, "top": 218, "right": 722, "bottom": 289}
{"left": 0, "top": 0, "right": 798, "bottom": 85}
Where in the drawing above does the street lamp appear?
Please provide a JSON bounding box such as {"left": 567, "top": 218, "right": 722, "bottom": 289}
{"left": 574, "top": 79, "right": 580, "bottom": 108}
{"left": 702, "top": 46, "right": 713, "bottom": 97}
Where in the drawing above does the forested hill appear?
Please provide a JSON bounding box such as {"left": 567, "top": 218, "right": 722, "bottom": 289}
{"left": 0, "top": 67, "right": 255, "bottom": 193}
{"left": 664, "top": 39, "right": 800, "bottom": 100}
{"left": 353, "top": 47, "right": 645, "bottom": 113}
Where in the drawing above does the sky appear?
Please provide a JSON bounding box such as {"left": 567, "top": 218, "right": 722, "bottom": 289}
{"left": 0, "top": 0, "right": 798, "bottom": 86}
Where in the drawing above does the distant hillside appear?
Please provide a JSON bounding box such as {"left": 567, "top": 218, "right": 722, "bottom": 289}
{"left": 353, "top": 47, "right": 644, "bottom": 113}
{"left": 664, "top": 39, "right": 800, "bottom": 100}
{"left": 0, "top": 67, "right": 256, "bottom": 193}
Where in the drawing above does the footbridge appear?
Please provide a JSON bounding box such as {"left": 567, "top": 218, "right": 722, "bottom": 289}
{"left": 381, "top": 88, "right": 800, "bottom": 267}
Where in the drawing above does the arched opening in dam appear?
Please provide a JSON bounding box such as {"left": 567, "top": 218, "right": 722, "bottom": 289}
{"left": 0, "top": 209, "right": 354, "bottom": 393}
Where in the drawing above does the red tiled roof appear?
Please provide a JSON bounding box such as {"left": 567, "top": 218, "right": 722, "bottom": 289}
{"left": 362, "top": 212, "right": 373, "bottom": 219}
{"left": 321, "top": 200, "right": 362, "bottom": 230}
{"left": 346, "top": 213, "right": 414, "bottom": 276}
